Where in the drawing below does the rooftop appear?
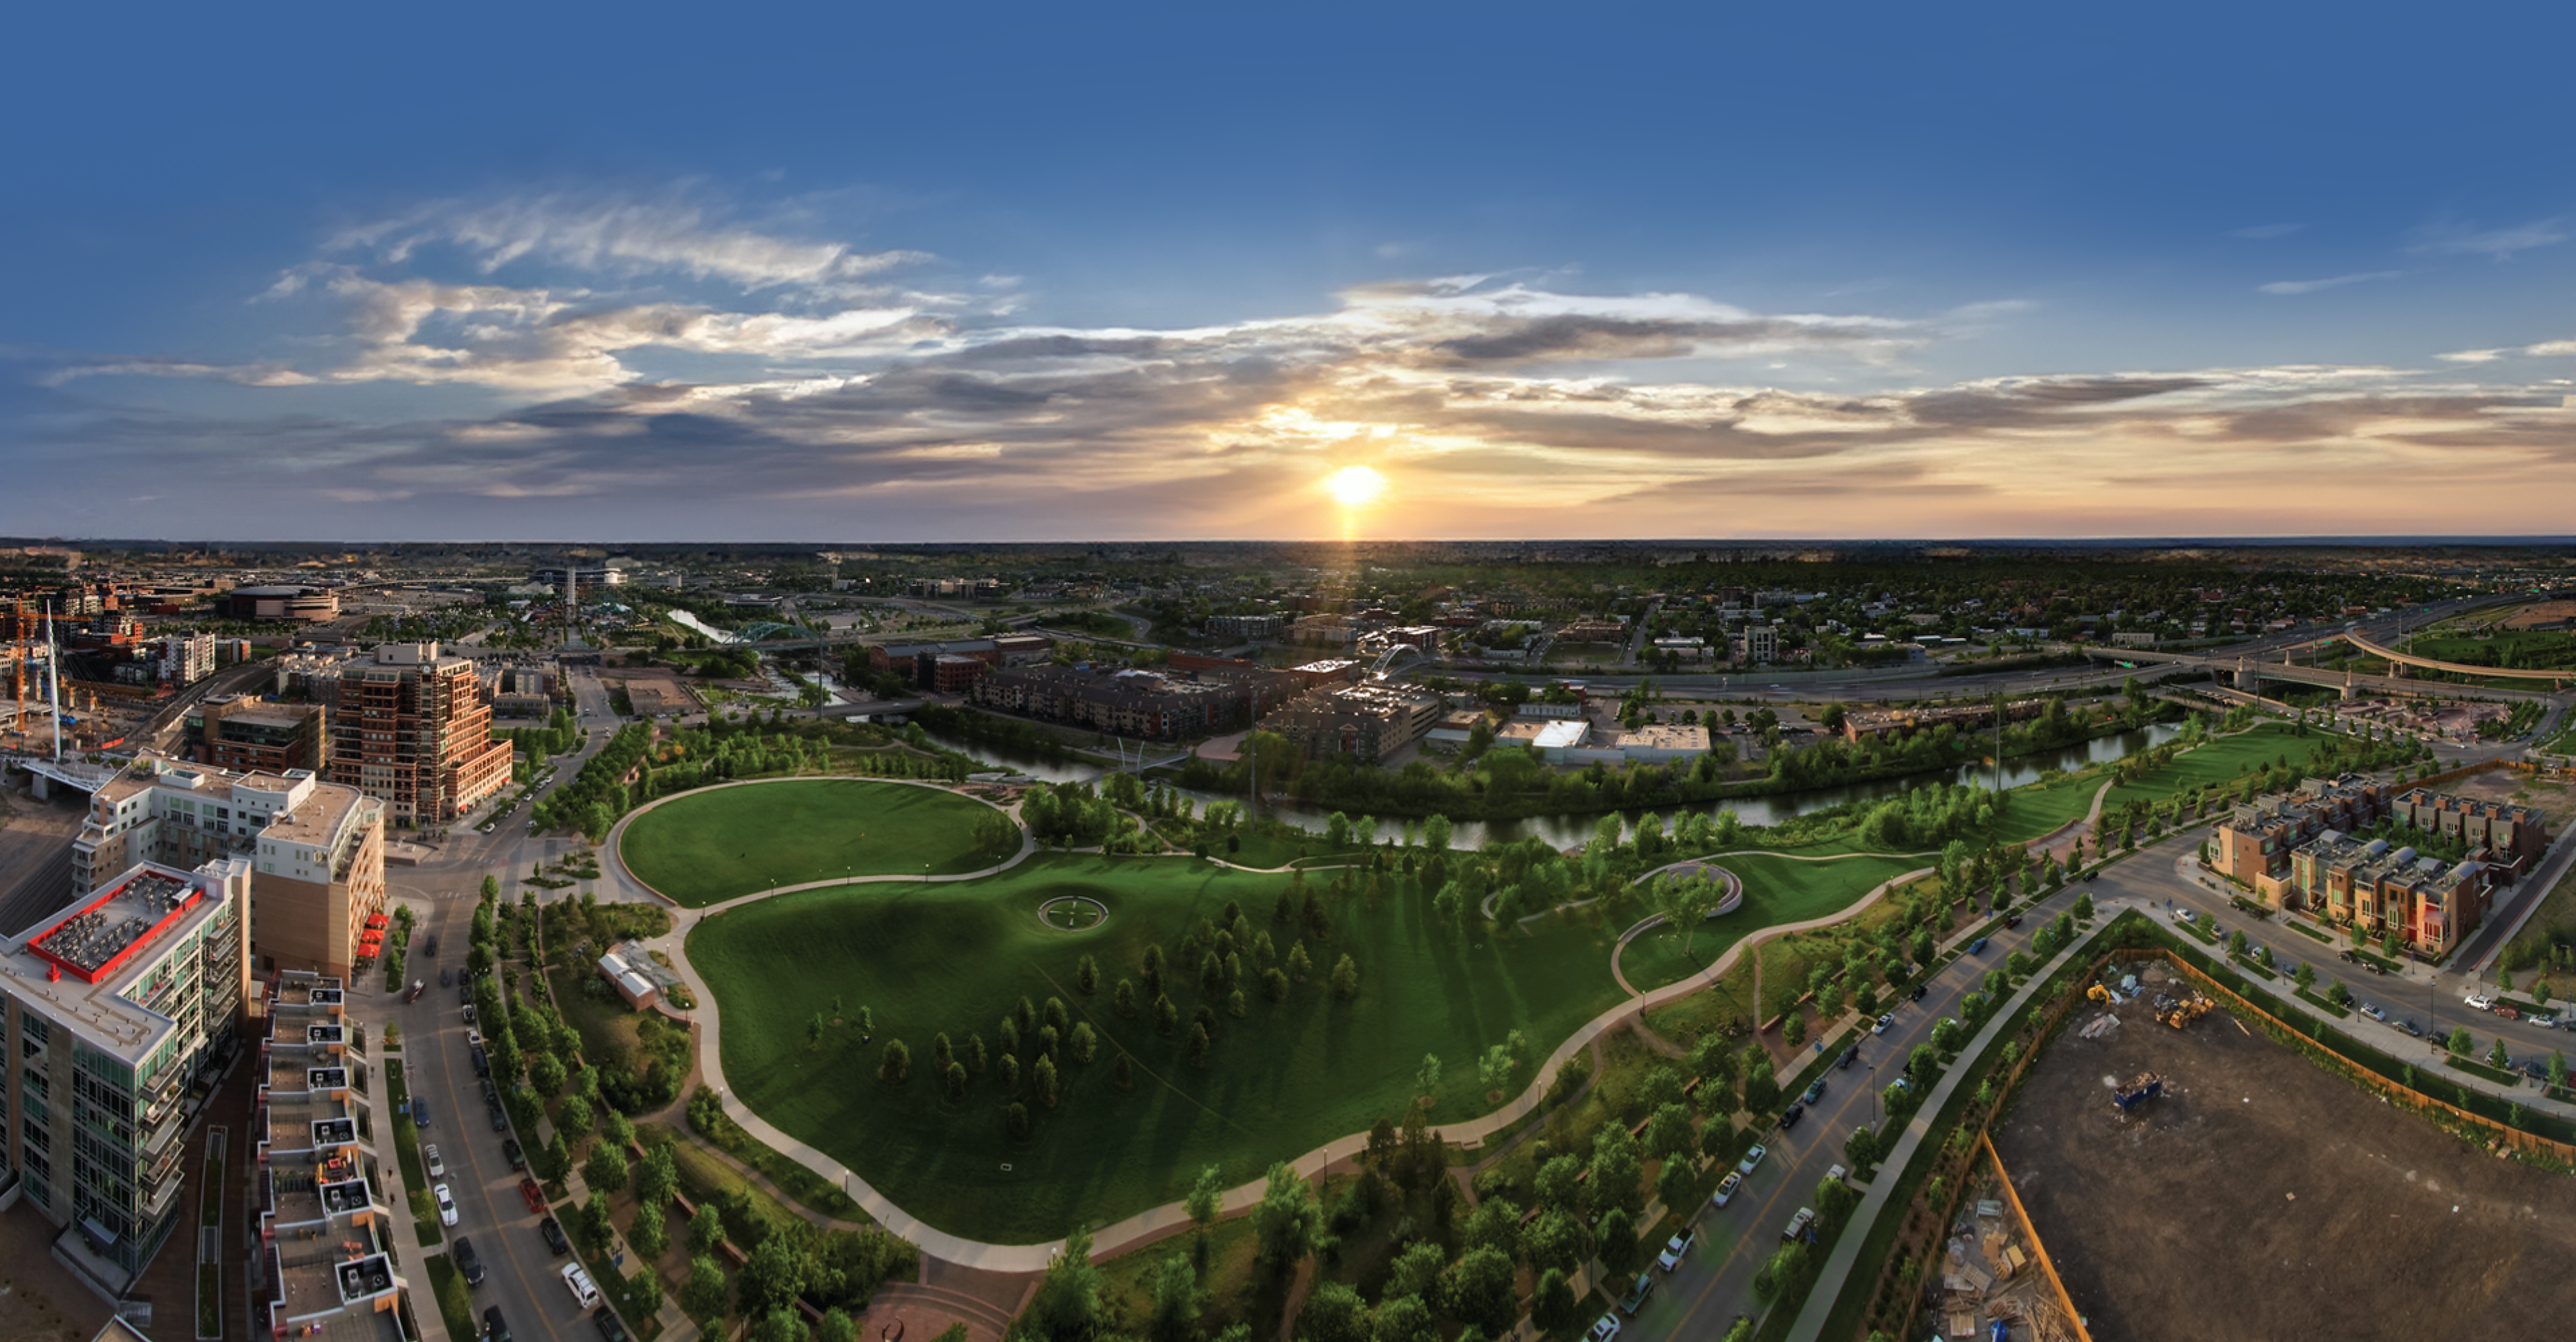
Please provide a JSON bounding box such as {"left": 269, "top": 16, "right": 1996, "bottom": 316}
{"left": 31, "top": 870, "right": 199, "bottom": 982}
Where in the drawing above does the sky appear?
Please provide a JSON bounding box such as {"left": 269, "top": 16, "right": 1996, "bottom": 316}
{"left": 3, "top": 1, "right": 2571, "bottom": 544}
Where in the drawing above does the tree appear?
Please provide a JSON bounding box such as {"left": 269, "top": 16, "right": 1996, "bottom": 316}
{"left": 2550, "top": 1051, "right": 2569, "bottom": 1090}
{"left": 1532, "top": 1268, "right": 1581, "bottom": 1333}
{"left": 2294, "top": 961, "right": 2316, "bottom": 993}
{"left": 557, "top": 1092, "right": 596, "bottom": 1142}
{"left": 1185, "top": 1023, "right": 1211, "bottom": 1068}
{"left": 1147, "top": 1252, "right": 1203, "bottom": 1342}
{"left": 1186, "top": 1165, "right": 1224, "bottom": 1247}
{"left": 1332, "top": 954, "right": 1360, "bottom": 999}
{"left": 2489, "top": 1035, "right": 2513, "bottom": 1070}
{"left": 2326, "top": 978, "right": 2352, "bottom": 1007}
{"left": 580, "top": 1190, "right": 614, "bottom": 1248}
{"left": 2074, "top": 890, "right": 2094, "bottom": 920}
{"left": 638, "top": 1145, "right": 678, "bottom": 1206}
{"left": 1115, "top": 980, "right": 1138, "bottom": 1017}
{"left": 1026, "top": 1226, "right": 1102, "bottom": 1341}
{"left": 691, "top": 1204, "right": 726, "bottom": 1253}
{"left": 1845, "top": 1123, "right": 1879, "bottom": 1171}
{"left": 1298, "top": 1284, "right": 1368, "bottom": 1342}
{"left": 631, "top": 1199, "right": 669, "bottom": 1258}
{"left": 2448, "top": 1025, "right": 2473, "bottom": 1057}
{"left": 1781, "top": 1011, "right": 1807, "bottom": 1049}
{"left": 584, "top": 1143, "right": 629, "bottom": 1195}
{"left": 879, "top": 1039, "right": 912, "bottom": 1085}
{"left": 2228, "top": 928, "right": 2248, "bottom": 958}
{"left": 682, "top": 1255, "right": 729, "bottom": 1325}
{"left": 816, "top": 1310, "right": 859, "bottom": 1342}
{"left": 1368, "top": 1294, "right": 1432, "bottom": 1342}
{"left": 1440, "top": 1246, "right": 1519, "bottom": 1336}
{"left": 1587, "top": 1125, "right": 1643, "bottom": 1219}
{"left": 1595, "top": 1207, "right": 1640, "bottom": 1278}
{"left": 531, "top": 1052, "right": 568, "bottom": 1096}
{"left": 1034, "top": 1054, "right": 1061, "bottom": 1106}
{"left": 1251, "top": 1162, "right": 1323, "bottom": 1266}
{"left": 1070, "top": 1022, "right": 1098, "bottom": 1065}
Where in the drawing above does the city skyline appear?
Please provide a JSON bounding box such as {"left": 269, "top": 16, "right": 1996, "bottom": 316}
{"left": 3, "top": 1, "right": 2570, "bottom": 541}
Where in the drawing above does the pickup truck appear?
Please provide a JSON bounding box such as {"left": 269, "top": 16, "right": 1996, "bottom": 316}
{"left": 519, "top": 1178, "right": 549, "bottom": 1217}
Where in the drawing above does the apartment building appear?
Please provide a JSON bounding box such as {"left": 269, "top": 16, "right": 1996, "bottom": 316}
{"left": 156, "top": 632, "right": 215, "bottom": 687}
{"left": 188, "top": 696, "right": 330, "bottom": 776}
{"left": 2388, "top": 788, "right": 2551, "bottom": 878}
{"left": 2210, "top": 775, "right": 2391, "bottom": 892}
{"left": 1731, "top": 621, "right": 1780, "bottom": 664}
{"left": 1, "top": 858, "right": 252, "bottom": 1294}
{"left": 256, "top": 971, "right": 409, "bottom": 1341}
{"left": 74, "top": 756, "right": 387, "bottom": 978}
{"left": 1260, "top": 682, "right": 1446, "bottom": 763}
{"left": 327, "top": 643, "right": 513, "bottom": 825}
{"left": 2288, "top": 833, "right": 2489, "bottom": 957}
{"left": 971, "top": 664, "right": 1297, "bottom": 739}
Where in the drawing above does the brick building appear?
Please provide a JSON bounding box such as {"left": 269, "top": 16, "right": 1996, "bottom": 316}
{"left": 970, "top": 664, "right": 1297, "bottom": 739}
{"left": 326, "top": 643, "right": 513, "bottom": 825}
{"left": 1259, "top": 682, "right": 1446, "bottom": 763}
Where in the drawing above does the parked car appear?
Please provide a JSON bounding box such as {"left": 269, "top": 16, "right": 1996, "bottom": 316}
{"left": 1656, "top": 1227, "right": 1697, "bottom": 1271}
{"left": 439, "top": 968, "right": 454, "bottom": 988}
{"left": 1802, "top": 1078, "right": 1828, "bottom": 1104}
{"left": 561, "top": 1262, "right": 601, "bottom": 1309}
{"left": 2465, "top": 992, "right": 2496, "bottom": 1011}
{"left": 1736, "top": 1144, "right": 1768, "bottom": 1176}
{"left": 413, "top": 1100, "right": 431, "bottom": 1129}
{"left": 2400, "top": 1018, "right": 2424, "bottom": 1037}
{"left": 2496, "top": 1004, "right": 2522, "bottom": 1021}
{"left": 466, "top": 1027, "right": 483, "bottom": 1049}
{"left": 1588, "top": 1314, "right": 1621, "bottom": 1342}
{"left": 462, "top": 1004, "right": 477, "bottom": 1025}
{"left": 1872, "top": 1015, "right": 1892, "bottom": 1035}
{"left": 2359, "top": 1002, "right": 2385, "bottom": 1021}
{"left": 489, "top": 1103, "right": 509, "bottom": 1133}
{"left": 1617, "top": 1272, "right": 1654, "bottom": 1316}
{"left": 1782, "top": 1206, "right": 1817, "bottom": 1242}
{"left": 472, "top": 1045, "right": 490, "bottom": 1076}
{"left": 593, "top": 1308, "right": 631, "bottom": 1342}
{"left": 460, "top": 983, "right": 473, "bottom": 1005}
{"left": 423, "top": 935, "right": 439, "bottom": 958}
{"left": 2530, "top": 1015, "right": 2560, "bottom": 1030}
{"left": 539, "top": 1217, "right": 570, "bottom": 1255}
{"left": 2004, "top": 915, "right": 2023, "bottom": 929}
{"left": 1837, "top": 1044, "right": 1860, "bottom": 1070}
{"left": 424, "top": 1144, "right": 445, "bottom": 1179}
{"left": 435, "top": 1183, "right": 458, "bottom": 1227}
{"left": 502, "top": 1138, "right": 525, "bottom": 1169}
{"left": 1966, "top": 939, "right": 1988, "bottom": 955}
{"left": 1909, "top": 984, "right": 1927, "bottom": 1002}
{"left": 455, "top": 1236, "right": 485, "bottom": 1286}
{"left": 1825, "top": 1163, "right": 1849, "bottom": 1184}
{"left": 1779, "top": 1103, "right": 1804, "bottom": 1131}
{"left": 519, "top": 1178, "right": 549, "bottom": 1216}
{"left": 482, "top": 1306, "right": 513, "bottom": 1342}
{"left": 1711, "top": 1172, "right": 1743, "bottom": 1207}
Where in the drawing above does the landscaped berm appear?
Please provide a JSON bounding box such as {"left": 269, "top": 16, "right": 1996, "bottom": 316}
{"left": 688, "top": 852, "right": 1635, "bottom": 1243}
{"left": 619, "top": 778, "right": 1011, "bottom": 907}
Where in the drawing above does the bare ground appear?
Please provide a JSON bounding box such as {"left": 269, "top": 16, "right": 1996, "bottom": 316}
{"left": 1994, "top": 990, "right": 2576, "bottom": 1339}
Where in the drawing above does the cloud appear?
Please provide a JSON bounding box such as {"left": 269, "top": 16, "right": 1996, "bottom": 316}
{"left": 2232, "top": 223, "right": 2305, "bottom": 240}
{"left": 333, "top": 191, "right": 928, "bottom": 293}
{"left": 2257, "top": 272, "right": 2401, "bottom": 296}
{"left": 2438, "top": 338, "right": 2576, "bottom": 364}
{"left": 2407, "top": 217, "right": 2569, "bottom": 260}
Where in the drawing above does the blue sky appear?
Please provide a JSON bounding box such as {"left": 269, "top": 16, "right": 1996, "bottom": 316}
{"left": 3, "top": 1, "right": 2570, "bottom": 540}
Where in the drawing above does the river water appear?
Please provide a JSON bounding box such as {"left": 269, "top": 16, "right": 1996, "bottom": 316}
{"left": 922, "top": 720, "right": 2187, "bottom": 849}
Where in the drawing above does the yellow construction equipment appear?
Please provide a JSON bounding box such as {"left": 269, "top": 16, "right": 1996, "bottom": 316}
{"left": 2163, "top": 992, "right": 2212, "bottom": 1029}
{"left": 2087, "top": 983, "right": 2115, "bottom": 1005}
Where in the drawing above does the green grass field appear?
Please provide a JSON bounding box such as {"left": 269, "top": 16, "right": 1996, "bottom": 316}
{"left": 689, "top": 852, "right": 1633, "bottom": 1242}
{"left": 2104, "top": 721, "right": 2308, "bottom": 808}
{"left": 620, "top": 779, "right": 1006, "bottom": 906}
{"left": 1617, "top": 851, "right": 1925, "bottom": 993}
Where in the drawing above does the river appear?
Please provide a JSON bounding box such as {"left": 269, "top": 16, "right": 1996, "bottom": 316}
{"left": 922, "top": 721, "right": 2188, "bottom": 848}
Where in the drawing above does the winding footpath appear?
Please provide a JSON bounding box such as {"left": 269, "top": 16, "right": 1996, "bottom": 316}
{"left": 590, "top": 770, "right": 2125, "bottom": 1274}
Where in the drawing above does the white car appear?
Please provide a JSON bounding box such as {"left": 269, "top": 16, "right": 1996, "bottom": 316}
{"left": 561, "top": 1262, "right": 600, "bottom": 1308}
{"left": 424, "top": 1144, "right": 445, "bottom": 1179}
{"left": 1736, "top": 1144, "right": 1768, "bottom": 1176}
{"left": 433, "top": 1183, "right": 458, "bottom": 1227}
{"left": 1711, "top": 1172, "right": 1743, "bottom": 1207}
{"left": 1656, "top": 1227, "right": 1696, "bottom": 1271}
{"left": 2465, "top": 992, "right": 2495, "bottom": 1011}
{"left": 1872, "top": 1015, "right": 1892, "bottom": 1035}
{"left": 1589, "top": 1315, "right": 1621, "bottom": 1342}
{"left": 2530, "top": 1015, "right": 2559, "bottom": 1029}
{"left": 1826, "top": 1163, "right": 1849, "bottom": 1184}
{"left": 2359, "top": 1003, "right": 2385, "bottom": 1021}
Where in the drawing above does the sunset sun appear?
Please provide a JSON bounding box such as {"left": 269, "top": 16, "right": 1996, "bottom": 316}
{"left": 1326, "top": 465, "right": 1387, "bottom": 507}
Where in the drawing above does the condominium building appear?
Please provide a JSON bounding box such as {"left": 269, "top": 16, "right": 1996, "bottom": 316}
{"left": 1260, "top": 682, "right": 1446, "bottom": 763}
{"left": 2288, "top": 833, "right": 2489, "bottom": 957}
{"left": 74, "top": 756, "right": 387, "bottom": 978}
{"left": 2210, "top": 775, "right": 2390, "bottom": 892}
{"left": 188, "top": 696, "right": 330, "bottom": 776}
{"left": 971, "top": 664, "right": 1299, "bottom": 739}
{"left": 327, "top": 643, "right": 513, "bottom": 825}
{"left": 156, "top": 632, "right": 215, "bottom": 688}
{"left": 2387, "top": 788, "right": 2551, "bottom": 878}
{"left": 0, "top": 857, "right": 252, "bottom": 1294}
{"left": 1730, "top": 621, "right": 1780, "bottom": 665}
{"left": 256, "top": 971, "right": 409, "bottom": 1341}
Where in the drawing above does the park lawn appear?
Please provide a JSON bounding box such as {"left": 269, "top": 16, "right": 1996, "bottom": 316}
{"left": 619, "top": 778, "right": 1006, "bottom": 907}
{"left": 1988, "top": 771, "right": 2108, "bottom": 843}
{"left": 688, "top": 852, "right": 1629, "bottom": 1243}
{"left": 1618, "top": 851, "right": 1924, "bottom": 994}
{"left": 2103, "top": 721, "right": 2308, "bottom": 809}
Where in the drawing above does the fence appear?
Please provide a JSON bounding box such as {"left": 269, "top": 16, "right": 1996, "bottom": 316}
{"left": 1976, "top": 1130, "right": 2092, "bottom": 1342}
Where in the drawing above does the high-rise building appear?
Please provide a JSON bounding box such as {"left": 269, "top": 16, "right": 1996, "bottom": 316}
{"left": 256, "top": 970, "right": 410, "bottom": 1338}
{"left": 189, "top": 696, "right": 331, "bottom": 776}
{"left": 1, "top": 856, "right": 252, "bottom": 1293}
{"left": 328, "top": 643, "right": 513, "bottom": 825}
{"left": 74, "top": 756, "right": 386, "bottom": 978}
{"left": 156, "top": 632, "right": 215, "bottom": 686}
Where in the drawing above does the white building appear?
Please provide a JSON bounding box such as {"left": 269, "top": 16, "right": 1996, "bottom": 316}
{"left": 157, "top": 632, "right": 217, "bottom": 687}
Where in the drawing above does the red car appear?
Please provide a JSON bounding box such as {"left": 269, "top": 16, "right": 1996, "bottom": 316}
{"left": 2494, "top": 1004, "right": 2521, "bottom": 1021}
{"left": 519, "top": 1178, "right": 549, "bottom": 1216}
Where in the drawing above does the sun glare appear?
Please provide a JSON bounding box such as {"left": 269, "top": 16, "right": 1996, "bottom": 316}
{"left": 1326, "top": 465, "right": 1387, "bottom": 507}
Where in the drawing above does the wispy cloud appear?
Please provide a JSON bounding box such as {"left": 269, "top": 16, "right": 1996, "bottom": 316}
{"left": 2257, "top": 271, "right": 2400, "bottom": 297}
{"left": 2231, "top": 223, "right": 2304, "bottom": 240}
{"left": 2407, "top": 216, "right": 2569, "bottom": 260}
{"left": 2438, "top": 338, "right": 2576, "bottom": 364}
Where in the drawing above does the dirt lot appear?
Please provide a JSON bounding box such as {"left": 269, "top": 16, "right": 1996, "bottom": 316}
{"left": 2447, "top": 767, "right": 2575, "bottom": 827}
{"left": 1994, "top": 982, "right": 2576, "bottom": 1339}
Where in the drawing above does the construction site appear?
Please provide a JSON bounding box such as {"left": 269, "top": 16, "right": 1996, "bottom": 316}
{"left": 1992, "top": 958, "right": 2576, "bottom": 1339}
